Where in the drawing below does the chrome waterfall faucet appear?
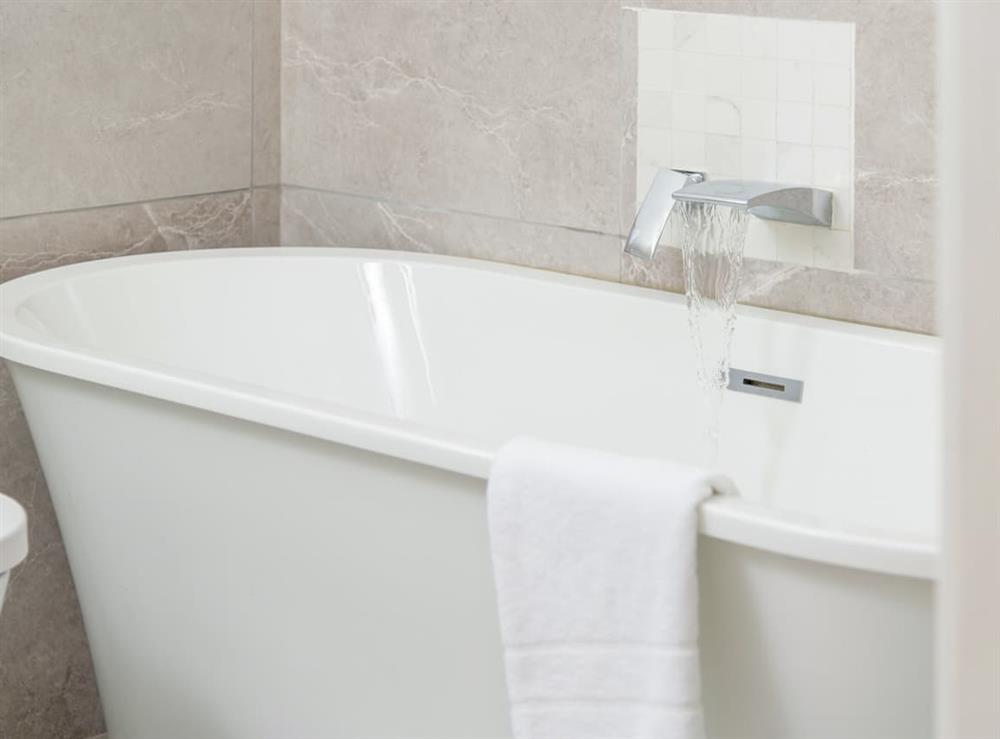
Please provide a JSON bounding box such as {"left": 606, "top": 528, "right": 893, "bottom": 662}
{"left": 624, "top": 168, "right": 834, "bottom": 261}
{"left": 623, "top": 169, "right": 705, "bottom": 261}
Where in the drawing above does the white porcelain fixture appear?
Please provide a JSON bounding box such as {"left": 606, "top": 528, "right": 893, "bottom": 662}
{"left": 0, "top": 493, "right": 29, "bottom": 615}
{"left": 0, "top": 249, "right": 938, "bottom": 739}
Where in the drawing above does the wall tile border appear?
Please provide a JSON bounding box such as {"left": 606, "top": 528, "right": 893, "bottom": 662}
{"left": 281, "top": 186, "right": 622, "bottom": 281}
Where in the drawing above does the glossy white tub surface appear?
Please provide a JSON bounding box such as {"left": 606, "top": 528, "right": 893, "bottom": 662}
{"left": 0, "top": 249, "right": 938, "bottom": 739}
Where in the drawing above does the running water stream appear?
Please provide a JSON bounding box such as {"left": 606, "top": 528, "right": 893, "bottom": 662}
{"left": 676, "top": 201, "right": 751, "bottom": 463}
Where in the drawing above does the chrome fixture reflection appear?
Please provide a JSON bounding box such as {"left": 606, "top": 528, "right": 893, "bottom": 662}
{"left": 623, "top": 168, "right": 704, "bottom": 261}
{"left": 673, "top": 180, "right": 833, "bottom": 228}
{"left": 625, "top": 168, "right": 834, "bottom": 261}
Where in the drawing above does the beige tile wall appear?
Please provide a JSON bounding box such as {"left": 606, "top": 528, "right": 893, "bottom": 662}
{"left": 1, "top": 2, "right": 249, "bottom": 217}
{"left": 281, "top": 0, "right": 936, "bottom": 334}
{"left": 0, "top": 2, "right": 280, "bottom": 737}
{"left": 282, "top": 0, "right": 625, "bottom": 236}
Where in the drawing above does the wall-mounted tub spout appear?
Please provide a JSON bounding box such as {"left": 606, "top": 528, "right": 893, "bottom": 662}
{"left": 623, "top": 168, "right": 705, "bottom": 261}
{"left": 624, "top": 169, "right": 834, "bottom": 261}
{"left": 672, "top": 179, "right": 833, "bottom": 229}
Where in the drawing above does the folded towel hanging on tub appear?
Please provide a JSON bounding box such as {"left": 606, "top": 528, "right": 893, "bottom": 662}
{"left": 487, "top": 437, "right": 736, "bottom": 739}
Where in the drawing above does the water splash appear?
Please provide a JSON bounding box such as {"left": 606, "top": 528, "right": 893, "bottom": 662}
{"left": 677, "top": 202, "right": 750, "bottom": 462}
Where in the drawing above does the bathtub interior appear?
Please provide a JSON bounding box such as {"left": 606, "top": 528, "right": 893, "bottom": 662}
{"left": 2, "top": 250, "right": 940, "bottom": 544}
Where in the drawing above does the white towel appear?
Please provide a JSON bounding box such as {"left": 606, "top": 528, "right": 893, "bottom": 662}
{"left": 487, "top": 437, "right": 736, "bottom": 739}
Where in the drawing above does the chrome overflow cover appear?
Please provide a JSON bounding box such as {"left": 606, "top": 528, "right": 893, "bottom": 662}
{"left": 727, "top": 369, "right": 804, "bottom": 403}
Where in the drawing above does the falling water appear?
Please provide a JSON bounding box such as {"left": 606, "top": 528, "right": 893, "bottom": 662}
{"left": 676, "top": 201, "right": 750, "bottom": 463}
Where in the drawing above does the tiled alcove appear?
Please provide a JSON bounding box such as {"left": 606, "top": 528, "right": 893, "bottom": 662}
{"left": 636, "top": 9, "right": 855, "bottom": 270}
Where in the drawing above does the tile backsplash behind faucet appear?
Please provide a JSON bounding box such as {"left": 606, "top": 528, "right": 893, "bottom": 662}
{"left": 635, "top": 9, "right": 855, "bottom": 270}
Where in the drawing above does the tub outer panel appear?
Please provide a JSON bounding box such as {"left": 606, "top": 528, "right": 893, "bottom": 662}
{"left": 10, "top": 364, "right": 932, "bottom": 739}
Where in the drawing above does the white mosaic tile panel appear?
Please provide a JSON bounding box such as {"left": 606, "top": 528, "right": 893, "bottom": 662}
{"left": 636, "top": 9, "right": 855, "bottom": 270}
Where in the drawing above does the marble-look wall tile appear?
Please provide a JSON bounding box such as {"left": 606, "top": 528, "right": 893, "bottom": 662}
{"left": 852, "top": 1, "right": 935, "bottom": 177}
{"left": 281, "top": 187, "right": 621, "bottom": 281}
{"left": 852, "top": 1, "right": 935, "bottom": 280}
{"left": 0, "top": 191, "right": 254, "bottom": 282}
{"left": 281, "top": 0, "right": 626, "bottom": 234}
{"left": 619, "top": 10, "right": 640, "bottom": 237}
{"left": 853, "top": 172, "right": 935, "bottom": 280}
{"left": 253, "top": 1, "right": 282, "bottom": 186}
{"left": 0, "top": 1, "right": 252, "bottom": 218}
{"left": 622, "top": 246, "right": 935, "bottom": 333}
{"left": 251, "top": 186, "right": 281, "bottom": 246}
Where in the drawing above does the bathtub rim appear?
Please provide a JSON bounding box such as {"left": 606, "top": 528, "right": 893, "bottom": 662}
{"left": 0, "top": 248, "right": 939, "bottom": 580}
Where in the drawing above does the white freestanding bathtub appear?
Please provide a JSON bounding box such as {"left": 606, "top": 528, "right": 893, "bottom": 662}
{"left": 0, "top": 248, "right": 937, "bottom": 739}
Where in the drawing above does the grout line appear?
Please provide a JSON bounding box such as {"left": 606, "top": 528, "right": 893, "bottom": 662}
{"left": 0, "top": 188, "right": 258, "bottom": 223}
{"left": 278, "top": 183, "right": 628, "bottom": 242}
{"left": 250, "top": 0, "right": 256, "bottom": 189}
{"left": 250, "top": 0, "right": 259, "bottom": 245}
{"left": 277, "top": 0, "right": 283, "bottom": 193}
